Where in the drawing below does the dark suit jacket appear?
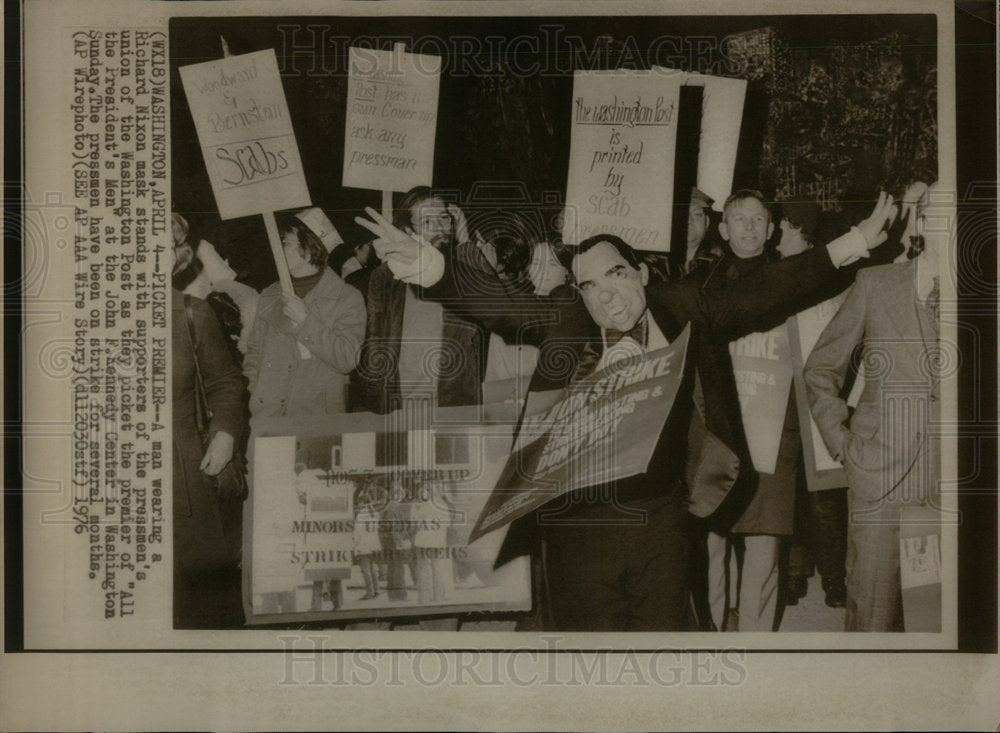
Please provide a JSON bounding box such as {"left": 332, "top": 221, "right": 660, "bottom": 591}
{"left": 353, "top": 243, "right": 491, "bottom": 414}
{"left": 420, "top": 244, "right": 848, "bottom": 567}
{"left": 688, "top": 249, "right": 854, "bottom": 535}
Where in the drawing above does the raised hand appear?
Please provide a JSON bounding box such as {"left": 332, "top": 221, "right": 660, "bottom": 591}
{"left": 354, "top": 206, "right": 422, "bottom": 267}
{"left": 354, "top": 206, "right": 445, "bottom": 286}
{"left": 856, "top": 191, "right": 898, "bottom": 249}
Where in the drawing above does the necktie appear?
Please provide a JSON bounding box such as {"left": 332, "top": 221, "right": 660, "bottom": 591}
{"left": 605, "top": 316, "right": 648, "bottom": 348}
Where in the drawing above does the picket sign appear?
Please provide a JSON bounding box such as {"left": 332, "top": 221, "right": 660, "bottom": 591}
{"left": 655, "top": 68, "right": 747, "bottom": 211}
{"left": 179, "top": 43, "right": 310, "bottom": 294}
{"left": 228, "top": 38, "right": 292, "bottom": 295}
{"left": 728, "top": 322, "right": 795, "bottom": 475}
{"left": 343, "top": 42, "right": 441, "bottom": 220}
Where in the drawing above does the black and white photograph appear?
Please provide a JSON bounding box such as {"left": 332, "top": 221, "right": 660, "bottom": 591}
{"left": 167, "top": 10, "right": 950, "bottom": 634}
{"left": 6, "top": 0, "right": 998, "bottom": 729}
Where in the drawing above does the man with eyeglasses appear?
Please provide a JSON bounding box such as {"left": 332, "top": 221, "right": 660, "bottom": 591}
{"left": 353, "top": 185, "right": 491, "bottom": 414}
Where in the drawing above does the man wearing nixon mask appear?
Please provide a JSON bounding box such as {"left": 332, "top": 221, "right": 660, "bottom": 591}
{"left": 356, "top": 194, "right": 897, "bottom": 631}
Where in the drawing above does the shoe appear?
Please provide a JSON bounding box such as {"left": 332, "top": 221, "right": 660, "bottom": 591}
{"left": 787, "top": 575, "right": 808, "bottom": 606}
{"left": 822, "top": 577, "right": 847, "bottom": 608}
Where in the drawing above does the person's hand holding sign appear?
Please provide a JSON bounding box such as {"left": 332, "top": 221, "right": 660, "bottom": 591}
{"left": 354, "top": 206, "right": 445, "bottom": 287}
{"left": 282, "top": 292, "right": 309, "bottom": 329}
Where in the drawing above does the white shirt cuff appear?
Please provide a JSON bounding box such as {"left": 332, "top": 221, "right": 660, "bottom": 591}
{"left": 386, "top": 241, "right": 446, "bottom": 287}
{"left": 825, "top": 226, "right": 871, "bottom": 268}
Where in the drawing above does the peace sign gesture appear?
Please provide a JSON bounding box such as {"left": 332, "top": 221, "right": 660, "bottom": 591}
{"left": 354, "top": 206, "right": 423, "bottom": 266}
{"left": 354, "top": 206, "right": 445, "bottom": 286}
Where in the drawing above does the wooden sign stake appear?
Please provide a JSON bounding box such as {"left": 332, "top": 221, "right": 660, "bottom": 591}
{"left": 263, "top": 210, "right": 294, "bottom": 295}
{"left": 381, "top": 189, "right": 393, "bottom": 221}
{"left": 217, "top": 38, "right": 292, "bottom": 294}
{"left": 378, "top": 42, "right": 409, "bottom": 220}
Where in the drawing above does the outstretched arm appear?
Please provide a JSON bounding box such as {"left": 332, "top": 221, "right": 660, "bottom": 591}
{"left": 354, "top": 207, "right": 570, "bottom": 347}
{"left": 664, "top": 193, "right": 896, "bottom": 338}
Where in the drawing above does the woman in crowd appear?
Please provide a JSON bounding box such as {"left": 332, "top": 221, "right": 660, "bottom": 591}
{"left": 243, "top": 207, "right": 366, "bottom": 420}
{"left": 243, "top": 207, "right": 366, "bottom": 610}
{"left": 775, "top": 201, "right": 850, "bottom": 610}
{"left": 171, "top": 255, "right": 245, "bottom": 627}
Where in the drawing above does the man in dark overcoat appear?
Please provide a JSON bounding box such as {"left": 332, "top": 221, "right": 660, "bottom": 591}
{"left": 354, "top": 194, "right": 897, "bottom": 630}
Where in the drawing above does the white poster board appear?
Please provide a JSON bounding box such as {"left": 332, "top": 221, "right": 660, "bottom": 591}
{"left": 673, "top": 69, "right": 747, "bottom": 209}
{"left": 179, "top": 49, "right": 311, "bottom": 220}
{"left": 246, "top": 411, "right": 531, "bottom": 624}
{"left": 343, "top": 46, "right": 441, "bottom": 192}
{"left": 729, "top": 323, "right": 795, "bottom": 474}
{"left": 562, "top": 71, "right": 682, "bottom": 251}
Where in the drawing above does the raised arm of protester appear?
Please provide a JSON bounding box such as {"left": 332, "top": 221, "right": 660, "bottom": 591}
{"left": 355, "top": 206, "right": 571, "bottom": 347}
{"left": 354, "top": 193, "right": 897, "bottom": 348}
{"left": 665, "top": 192, "right": 899, "bottom": 338}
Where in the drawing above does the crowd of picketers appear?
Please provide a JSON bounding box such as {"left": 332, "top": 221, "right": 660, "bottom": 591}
{"left": 172, "top": 176, "right": 942, "bottom": 633}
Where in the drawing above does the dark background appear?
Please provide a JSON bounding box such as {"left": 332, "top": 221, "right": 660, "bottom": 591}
{"left": 169, "top": 14, "right": 937, "bottom": 289}
{"left": 3, "top": 5, "right": 993, "bottom": 652}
